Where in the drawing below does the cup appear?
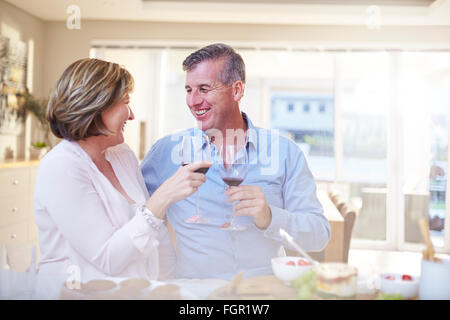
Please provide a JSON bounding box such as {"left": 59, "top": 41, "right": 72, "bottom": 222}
{"left": 419, "top": 257, "right": 450, "bottom": 300}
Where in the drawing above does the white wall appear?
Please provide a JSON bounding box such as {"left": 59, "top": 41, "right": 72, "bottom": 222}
{"left": 0, "top": 0, "right": 46, "bottom": 159}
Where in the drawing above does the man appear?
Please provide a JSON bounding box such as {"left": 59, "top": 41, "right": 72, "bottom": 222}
{"left": 141, "top": 43, "right": 330, "bottom": 280}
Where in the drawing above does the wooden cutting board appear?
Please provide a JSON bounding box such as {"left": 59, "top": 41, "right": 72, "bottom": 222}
{"left": 207, "top": 275, "right": 298, "bottom": 300}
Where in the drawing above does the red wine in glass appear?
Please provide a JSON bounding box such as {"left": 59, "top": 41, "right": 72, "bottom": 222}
{"left": 223, "top": 177, "right": 244, "bottom": 187}
{"left": 182, "top": 163, "right": 210, "bottom": 174}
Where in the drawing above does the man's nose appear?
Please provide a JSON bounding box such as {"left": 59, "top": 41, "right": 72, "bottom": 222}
{"left": 187, "top": 90, "right": 203, "bottom": 107}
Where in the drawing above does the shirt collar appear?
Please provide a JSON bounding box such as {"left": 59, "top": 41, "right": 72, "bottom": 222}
{"left": 242, "top": 112, "right": 258, "bottom": 152}
{"left": 190, "top": 128, "right": 211, "bottom": 153}
{"left": 191, "top": 112, "right": 257, "bottom": 152}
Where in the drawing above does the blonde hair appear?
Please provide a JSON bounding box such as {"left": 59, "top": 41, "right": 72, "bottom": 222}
{"left": 46, "top": 58, "right": 134, "bottom": 140}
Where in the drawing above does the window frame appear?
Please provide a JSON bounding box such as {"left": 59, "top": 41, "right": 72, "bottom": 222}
{"left": 91, "top": 41, "right": 450, "bottom": 254}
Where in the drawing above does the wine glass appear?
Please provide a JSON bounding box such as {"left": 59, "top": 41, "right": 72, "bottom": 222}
{"left": 180, "top": 135, "right": 212, "bottom": 224}
{"left": 217, "top": 143, "right": 249, "bottom": 231}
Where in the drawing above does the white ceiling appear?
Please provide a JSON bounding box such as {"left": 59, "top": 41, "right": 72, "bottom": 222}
{"left": 5, "top": 0, "right": 450, "bottom": 26}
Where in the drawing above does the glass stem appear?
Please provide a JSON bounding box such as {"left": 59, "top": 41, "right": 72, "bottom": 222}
{"left": 196, "top": 190, "right": 200, "bottom": 217}
{"left": 231, "top": 201, "right": 236, "bottom": 225}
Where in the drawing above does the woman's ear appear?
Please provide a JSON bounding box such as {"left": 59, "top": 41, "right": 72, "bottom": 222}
{"left": 232, "top": 80, "right": 244, "bottom": 102}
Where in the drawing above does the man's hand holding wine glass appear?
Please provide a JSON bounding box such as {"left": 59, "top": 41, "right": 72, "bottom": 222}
{"left": 225, "top": 185, "right": 272, "bottom": 230}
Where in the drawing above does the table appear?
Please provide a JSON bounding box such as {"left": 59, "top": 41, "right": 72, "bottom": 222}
{"left": 0, "top": 266, "right": 378, "bottom": 300}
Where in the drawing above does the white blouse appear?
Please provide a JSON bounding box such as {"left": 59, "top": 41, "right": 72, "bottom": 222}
{"left": 34, "top": 139, "right": 176, "bottom": 282}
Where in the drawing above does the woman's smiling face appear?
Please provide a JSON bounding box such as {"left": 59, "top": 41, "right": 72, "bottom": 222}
{"left": 101, "top": 93, "right": 134, "bottom": 146}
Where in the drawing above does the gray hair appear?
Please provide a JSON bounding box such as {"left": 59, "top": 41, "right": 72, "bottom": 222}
{"left": 182, "top": 43, "right": 246, "bottom": 84}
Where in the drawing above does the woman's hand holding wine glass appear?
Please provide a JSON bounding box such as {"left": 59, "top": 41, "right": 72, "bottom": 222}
{"left": 145, "top": 161, "right": 211, "bottom": 219}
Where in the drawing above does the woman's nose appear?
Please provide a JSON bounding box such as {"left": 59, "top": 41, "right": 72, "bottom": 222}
{"left": 127, "top": 105, "right": 135, "bottom": 120}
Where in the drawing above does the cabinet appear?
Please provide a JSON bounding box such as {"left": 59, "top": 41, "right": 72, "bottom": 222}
{"left": 0, "top": 162, "right": 39, "bottom": 246}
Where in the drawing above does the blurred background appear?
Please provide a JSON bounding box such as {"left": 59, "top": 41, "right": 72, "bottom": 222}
{"left": 0, "top": 0, "right": 449, "bottom": 263}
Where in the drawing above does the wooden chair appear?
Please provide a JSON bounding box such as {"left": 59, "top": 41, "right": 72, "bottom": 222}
{"left": 340, "top": 207, "right": 357, "bottom": 263}
{"left": 284, "top": 190, "right": 350, "bottom": 263}
{"left": 328, "top": 192, "right": 341, "bottom": 205}
{"left": 328, "top": 190, "right": 336, "bottom": 200}
{"left": 327, "top": 190, "right": 357, "bottom": 263}
{"left": 338, "top": 203, "right": 349, "bottom": 216}
{"left": 336, "top": 200, "right": 347, "bottom": 214}
{"left": 329, "top": 190, "right": 358, "bottom": 263}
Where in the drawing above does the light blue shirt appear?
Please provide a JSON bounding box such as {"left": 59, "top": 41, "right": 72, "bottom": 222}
{"left": 140, "top": 113, "right": 330, "bottom": 280}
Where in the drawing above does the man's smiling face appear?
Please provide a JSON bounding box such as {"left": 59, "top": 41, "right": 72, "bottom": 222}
{"left": 185, "top": 58, "right": 236, "bottom": 132}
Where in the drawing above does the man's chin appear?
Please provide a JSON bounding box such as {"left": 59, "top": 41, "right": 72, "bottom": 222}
{"left": 196, "top": 119, "right": 212, "bottom": 131}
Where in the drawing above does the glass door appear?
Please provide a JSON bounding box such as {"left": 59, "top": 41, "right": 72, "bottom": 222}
{"left": 334, "top": 52, "right": 392, "bottom": 249}
{"left": 398, "top": 52, "right": 450, "bottom": 252}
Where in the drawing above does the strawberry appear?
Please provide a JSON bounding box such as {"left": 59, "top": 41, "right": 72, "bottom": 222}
{"left": 286, "top": 261, "right": 296, "bottom": 266}
{"left": 384, "top": 275, "right": 395, "bottom": 280}
{"left": 401, "top": 274, "right": 413, "bottom": 281}
{"left": 297, "top": 259, "right": 312, "bottom": 266}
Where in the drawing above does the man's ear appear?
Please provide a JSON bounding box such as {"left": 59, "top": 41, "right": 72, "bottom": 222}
{"left": 232, "top": 80, "right": 244, "bottom": 102}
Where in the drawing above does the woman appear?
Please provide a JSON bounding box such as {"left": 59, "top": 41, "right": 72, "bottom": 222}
{"left": 34, "top": 58, "right": 210, "bottom": 282}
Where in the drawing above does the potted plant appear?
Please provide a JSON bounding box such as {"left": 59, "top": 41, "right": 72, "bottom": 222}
{"left": 29, "top": 141, "right": 48, "bottom": 160}
{"left": 16, "top": 89, "right": 52, "bottom": 159}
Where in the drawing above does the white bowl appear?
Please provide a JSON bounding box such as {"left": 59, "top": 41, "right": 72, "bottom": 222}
{"left": 271, "top": 256, "right": 314, "bottom": 284}
{"left": 380, "top": 273, "right": 419, "bottom": 299}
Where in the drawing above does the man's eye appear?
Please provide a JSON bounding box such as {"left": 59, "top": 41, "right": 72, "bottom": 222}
{"left": 200, "top": 88, "right": 209, "bottom": 93}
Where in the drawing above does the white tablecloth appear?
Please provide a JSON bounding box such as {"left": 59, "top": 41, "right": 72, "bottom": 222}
{"left": 0, "top": 267, "right": 229, "bottom": 300}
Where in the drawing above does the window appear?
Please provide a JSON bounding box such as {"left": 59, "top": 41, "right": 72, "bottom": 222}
{"left": 272, "top": 93, "right": 335, "bottom": 181}
{"left": 337, "top": 52, "right": 390, "bottom": 242}
{"left": 303, "top": 103, "right": 310, "bottom": 113}
{"left": 269, "top": 50, "right": 450, "bottom": 253}
{"left": 287, "top": 103, "right": 294, "bottom": 112}
{"left": 399, "top": 52, "right": 450, "bottom": 250}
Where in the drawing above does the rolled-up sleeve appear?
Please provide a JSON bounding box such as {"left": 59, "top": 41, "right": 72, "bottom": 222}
{"left": 262, "top": 145, "right": 331, "bottom": 252}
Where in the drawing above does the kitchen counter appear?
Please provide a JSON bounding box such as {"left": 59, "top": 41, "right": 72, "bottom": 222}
{"left": 0, "top": 159, "right": 40, "bottom": 169}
